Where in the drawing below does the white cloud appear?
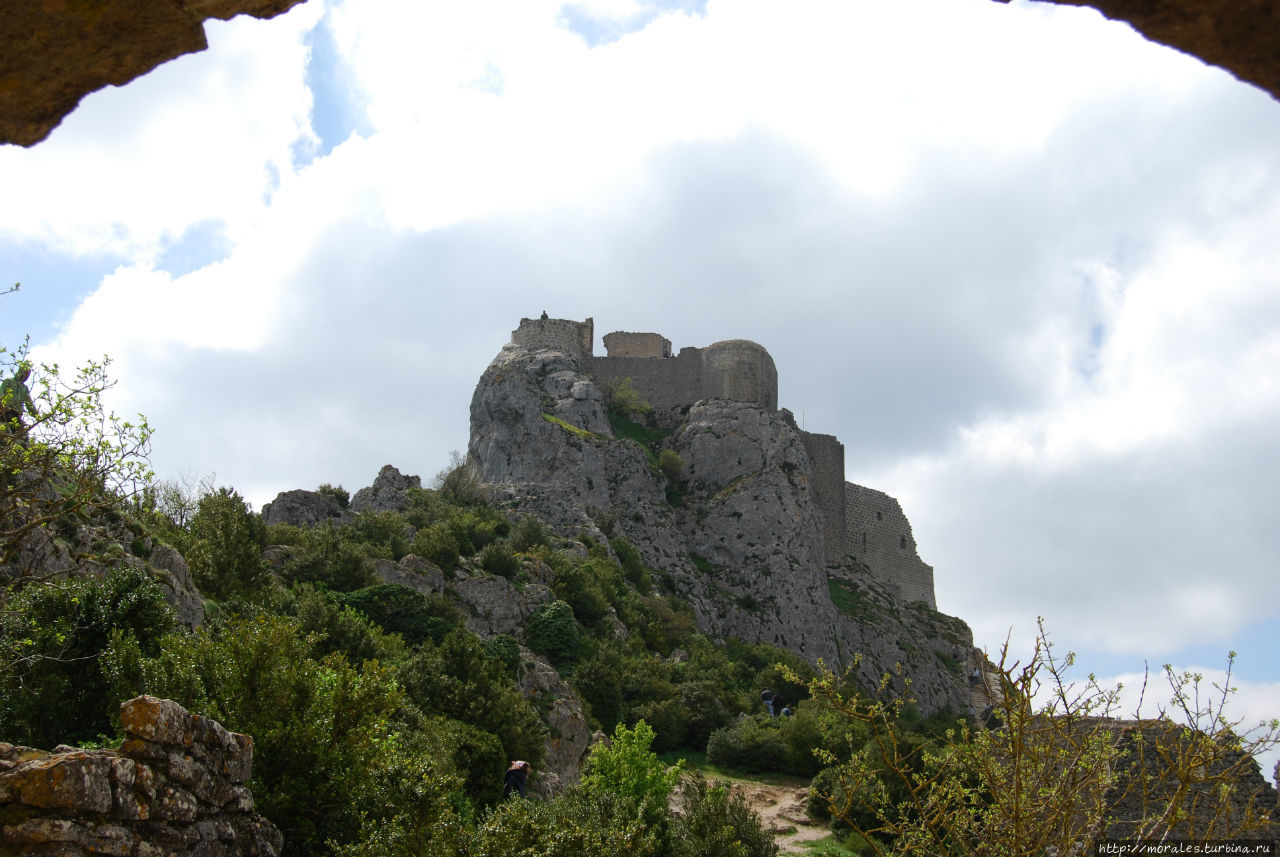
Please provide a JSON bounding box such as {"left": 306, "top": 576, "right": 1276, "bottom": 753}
{"left": 0, "top": 1, "right": 321, "bottom": 260}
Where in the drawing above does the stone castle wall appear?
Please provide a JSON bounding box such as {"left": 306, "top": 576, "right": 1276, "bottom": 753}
{"left": 799, "top": 431, "right": 847, "bottom": 564}
{"left": 602, "top": 331, "right": 671, "bottom": 358}
{"left": 513, "top": 317, "right": 595, "bottom": 362}
{"left": 585, "top": 348, "right": 706, "bottom": 411}
{"left": 581, "top": 332, "right": 778, "bottom": 413}
{"left": 0, "top": 695, "right": 282, "bottom": 857}
{"left": 701, "top": 340, "right": 778, "bottom": 411}
{"left": 844, "top": 483, "right": 936, "bottom": 608}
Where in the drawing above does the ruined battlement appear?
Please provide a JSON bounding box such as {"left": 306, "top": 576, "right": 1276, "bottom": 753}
{"left": 602, "top": 331, "right": 672, "bottom": 358}
{"left": 512, "top": 316, "right": 595, "bottom": 362}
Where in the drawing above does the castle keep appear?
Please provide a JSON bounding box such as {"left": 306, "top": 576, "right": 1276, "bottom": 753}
{"left": 512, "top": 316, "right": 937, "bottom": 608}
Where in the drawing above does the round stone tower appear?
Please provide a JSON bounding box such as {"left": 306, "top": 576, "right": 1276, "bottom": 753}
{"left": 701, "top": 339, "right": 778, "bottom": 411}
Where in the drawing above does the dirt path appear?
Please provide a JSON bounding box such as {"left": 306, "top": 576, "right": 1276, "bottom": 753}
{"left": 730, "top": 779, "right": 829, "bottom": 853}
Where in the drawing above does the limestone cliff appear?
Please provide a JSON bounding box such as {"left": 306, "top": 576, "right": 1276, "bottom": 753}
{"left": 468, "top": 332, "right": 979, "bottom": 715}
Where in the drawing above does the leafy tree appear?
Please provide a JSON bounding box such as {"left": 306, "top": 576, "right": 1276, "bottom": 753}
{"left": 397, "top": 629, "right": 547, "bottom": 769}
{"left": 0, "top": 345, "right": 152, "bottom": 578}
{"left": 187, "top": 487, "right": 269, "bottom": 601}
{"left": 578, "top": 720, "right": 682, "bottom": 842}
{"left": 0, "top": 565, "right": 172, "bottom": 746}
{"left": 282, "top": 523, "right": 376, "bottom": 592}
{"left": 127, "top": 613, "right": 405, "bottom": 856}
{"left": 605, "top": 377, "right": 652, "bottom": 421}
{"left": 800, "top": 623, "right": 1280, "bottom": 856}
{"left": 133, "top": 470, "right": 216, "bottom": 552}
{"left": 470, "top": 788, "right": 662, "bottom": 857}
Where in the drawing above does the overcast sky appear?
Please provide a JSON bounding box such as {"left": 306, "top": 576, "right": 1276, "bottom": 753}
{"left": 3, "top": 0, "right": 1279, "bottom": 751}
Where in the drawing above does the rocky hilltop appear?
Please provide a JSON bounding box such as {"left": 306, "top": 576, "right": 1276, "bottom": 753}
{"left": 469, "top": 316, "right": 982, "bottom": 715}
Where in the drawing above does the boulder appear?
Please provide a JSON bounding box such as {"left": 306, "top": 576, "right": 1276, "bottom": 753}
{"left": 349, "top": 465, "right": 421, "bottom": 514}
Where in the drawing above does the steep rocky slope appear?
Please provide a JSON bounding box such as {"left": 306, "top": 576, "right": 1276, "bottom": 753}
{"left": 468, "top": 338, "right": 978, "bottom": 715}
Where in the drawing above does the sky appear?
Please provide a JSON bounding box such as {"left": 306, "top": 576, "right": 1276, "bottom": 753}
{"left": 2, "top": 0, "right": 1279, "bottom": 760}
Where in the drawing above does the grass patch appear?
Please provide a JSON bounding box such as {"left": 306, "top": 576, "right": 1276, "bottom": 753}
{"left": 827, "top": 577, "right": 875, "bottom": 621}
{"left": 689, "top": 553, "right": 716, "bottom": 575}
{"left": 800, "top": 835, "right": 868, "bottom": 856}
{"left": 542, "top": 413, "right": 604, "bottom": 441}
{"left": 606, "top": 409, "right": 671, "bottom": 449}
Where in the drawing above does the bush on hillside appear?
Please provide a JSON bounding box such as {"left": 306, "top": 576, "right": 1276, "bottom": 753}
{"left": 187, "top": 487, "right": 269, "bottom": 601}
{"left": 706, "top": 716, "right": 788, "bottom": 773}
{"left": 0, "top": 565, "right": 173, "bottom": 746}
{"left": 525, "top": 599, "right": 580, "bottom": 666}
{"left": 340, "top": 583, "right": 458, "bottom": 646}
{"left": 480, "top": 542, "right": 521, "bottom": 578}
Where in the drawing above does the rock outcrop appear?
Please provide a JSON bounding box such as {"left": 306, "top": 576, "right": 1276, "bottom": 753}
{"left": 261, "top": 489, "right": 350, "bottom": 528}
{"left": 467, "top": 329, "right": 978, "bottom": 714}
{"left": 0, "top": 0, "right": 309, "bottom": 146}
{"left": 0, "top": 695, "right": 281, "bottom": 857}
{"left": 350, "top": 465, "right": 422, "bottom": 514}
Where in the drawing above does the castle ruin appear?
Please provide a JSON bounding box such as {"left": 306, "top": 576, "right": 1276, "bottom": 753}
{"left": 511, "top": 316, "right": 937, "bottom": 609}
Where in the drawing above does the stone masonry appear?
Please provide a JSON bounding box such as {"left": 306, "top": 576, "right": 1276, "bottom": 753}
{"left": 0, "top": 695, "right": 282, "bottom": 857}
{"left": 508, "top": 316, "right": 937, "bottom": 607}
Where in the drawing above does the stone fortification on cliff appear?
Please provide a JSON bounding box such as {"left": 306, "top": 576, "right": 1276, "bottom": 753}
{"left": 509, "top": 316, "right": 934, "bottom": 608}
{"left": 472, "top": 316, "right": 976, "bottom": 715}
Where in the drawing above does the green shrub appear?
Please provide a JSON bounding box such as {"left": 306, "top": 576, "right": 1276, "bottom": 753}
{"left": 264, "top": 521, "right": 306, "bottom": 547}
{"left": 317, "top": 483, "right": 351, "bottom": 509}
{"left": 340, "top": 583, "right": 457, "bottom": 646}
{"left": 397, "top": 629, "right": 547, "bottom": 769}
{"left": 673, "top": 772, "right": 779, "bottom": 857}
{"left": 510, "top": 516, "right": 549, "bottom": 552}
{"left": 552, "top": 563, "right": 611, "bottom": 628}
{"left": 131, "top": 613, "right": 405, "bottom": 856}
{"left": 0, "top": 566, "right": 173, "bottom": 747}
{"left": 187, "top": 487, "right": 269, "bottom": 601}
{"left": 611, "top": 537, "right": 652, "bottom": 593}
{"left": 480, "top": 542, "right": 521, "bottom": 578}
{"left": 289, "top": 585, "right": 404, "bottom": 664}
{"left": 348, "top": 510, "right": 410, "bottom": 559}
{"left": 509, "top": 514, "right": 550, "bottom": 555}
{"left": 605, "top": 377, "right": 652, "bottom": 421}
{"left": 657, "top": 449, "right": 684, "bottom": 486}
{"left": 483, "top": 634, "right": 522, "bottom": 677}
{"left": 579, "top": 720, "right": 681, "bottom": 841}
{"left": 572, "top": 642, "right": 625, "bottom": 731}
{"left": 706, "top": 716, "right": 787, "bottom": 773}
{"left": 526, "top": 599, "right": 580, "bottom": 666}
{"left": 412, "top": 523, "right": 460, "bottom": 571}
{"left": 471, "top": 788, "right": 662, "bottom": 857}
{"left": 282, "top": 524, "right": 376, "bottom": 592}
